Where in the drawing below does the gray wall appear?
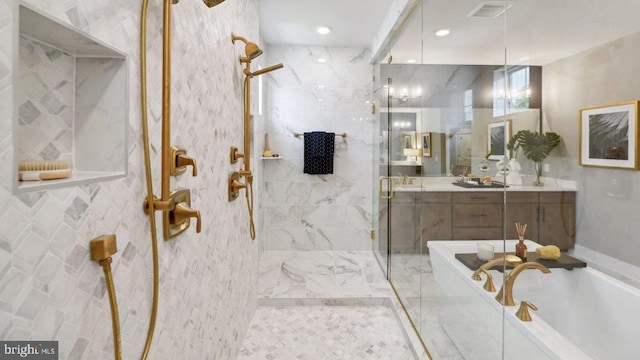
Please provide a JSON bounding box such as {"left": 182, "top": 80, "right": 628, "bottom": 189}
{"left": 543, "top": 30, "right": 640, "bottom": 267}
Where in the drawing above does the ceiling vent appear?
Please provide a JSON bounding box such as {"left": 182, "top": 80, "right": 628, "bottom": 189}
{"left": 467, "top": 1, "right": 514, "bottom": 18}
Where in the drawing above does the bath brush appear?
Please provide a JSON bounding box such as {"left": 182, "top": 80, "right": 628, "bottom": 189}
{"left": 18, "top": 160, "right": 71, "bottom": 181}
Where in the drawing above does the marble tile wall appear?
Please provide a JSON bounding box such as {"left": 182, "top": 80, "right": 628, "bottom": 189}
{"left": 74, "top": 57, "right": 127, "bottom": 172}
{"left": 261, "top": 46, "right": 375, "bottom": 251}
{"left": 1, "top": 0, "right": 260, "bottom": 359}
{"left": 17, "top": 36, "right": 74, "bottom": 163}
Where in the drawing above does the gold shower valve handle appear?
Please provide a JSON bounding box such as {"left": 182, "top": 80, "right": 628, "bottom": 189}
{"left": 163, "top": 189, "right": 199, "bottom": 240}
{"left": 172, "top": 202, "right": 202, "bottom": 233}
{"left": 230, "top": 146, "right": 245, "bottom": 164}
{"left": 176, "top": 153, "right": 197, "bottom": 176}
{"left": 171, "top": 147, "right": 197, "bottom": 176}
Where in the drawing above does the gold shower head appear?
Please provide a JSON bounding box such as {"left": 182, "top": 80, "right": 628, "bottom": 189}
{"left": 231, "top": 34, "right": 263, "bottom": 60}
{"left": 203, "top": 0, "right": 225, "bottom": 7}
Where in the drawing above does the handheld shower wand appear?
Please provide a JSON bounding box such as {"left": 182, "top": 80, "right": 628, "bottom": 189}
{"left": 229, "top": 33, "right": 283, "bottom": 240}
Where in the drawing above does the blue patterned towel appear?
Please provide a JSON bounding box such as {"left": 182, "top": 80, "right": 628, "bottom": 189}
{"left": 303, "top": 132, "right": 335, "bottom": 174}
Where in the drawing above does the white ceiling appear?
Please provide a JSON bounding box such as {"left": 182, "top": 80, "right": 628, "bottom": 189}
{"left": 258, "top": 0, "right": 393, "bottom": 47}
{"left": 260, "top": 0, "right": 640, "bottom": 66}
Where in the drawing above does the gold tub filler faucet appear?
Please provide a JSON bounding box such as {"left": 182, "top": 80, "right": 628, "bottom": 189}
{"left": 471, "top": 255, "right": 522, "bottom": 292}
{"left": 496, "top": 262, "right": 551, "bottom": 306}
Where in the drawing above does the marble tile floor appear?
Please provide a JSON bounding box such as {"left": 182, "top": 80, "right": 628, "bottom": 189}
{"left": 238, "top": 304, "right": 414, "bottom": 359}
{"left": 238, "top": 251, "right": 429, "bottom": 359}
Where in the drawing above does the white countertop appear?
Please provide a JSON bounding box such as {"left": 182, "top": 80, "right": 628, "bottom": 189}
{"left": 389, "top": 176, "right": 577, "bottom": 192}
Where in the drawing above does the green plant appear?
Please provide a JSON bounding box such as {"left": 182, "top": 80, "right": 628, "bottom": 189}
{"left": 506, "top": 130, "right": 561, "bottom": 163}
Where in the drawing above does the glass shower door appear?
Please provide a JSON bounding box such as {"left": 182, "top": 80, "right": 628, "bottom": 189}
{"left": 374, "top": 0, "right": 516, "bottom": 359}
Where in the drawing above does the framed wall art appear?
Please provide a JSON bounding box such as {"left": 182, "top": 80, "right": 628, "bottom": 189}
{"left": 421, "top": 132, "right": 432, "bottom": 157}
{"left": 579, "top": 101, "right": 639, "bottom": 169}
{"left": 487, "top": 120, "right": 512, "bottom": 160}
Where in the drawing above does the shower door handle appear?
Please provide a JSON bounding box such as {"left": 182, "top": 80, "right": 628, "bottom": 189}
{"left": 379, "top": 177, "right": 394, "bottom": 199}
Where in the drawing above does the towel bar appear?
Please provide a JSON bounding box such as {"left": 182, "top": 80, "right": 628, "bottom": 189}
{"left": 294, "top": 132, "right": 346, "bottom": 138}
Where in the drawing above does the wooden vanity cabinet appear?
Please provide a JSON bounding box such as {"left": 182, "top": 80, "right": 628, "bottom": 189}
{"left": 452, "top": 193, "right": 502, "bottom": 240}
{"left": 390, "top": 190, "right": 576, "bottom": 252}
{"left": 504, "top": 192, "right": 539, "bottom": 241}
{"left": 390, "top": 192, "right": 418, "bottom": 251}
{"left": 419, "top": 192, "right": 452, "bottom": 242}
{"left": 538, "top": 192, "right": 575, "bottom": 249}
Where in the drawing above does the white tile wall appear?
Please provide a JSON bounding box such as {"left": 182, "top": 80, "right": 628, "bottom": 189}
{"left": 261, "top": 46, "right": 374, "bottom": 251}
{"left": 17, "top": 36, "right": 74, "bottom": 163}
{"left": 1, "top": 0, "right": 261, "bottom": 359}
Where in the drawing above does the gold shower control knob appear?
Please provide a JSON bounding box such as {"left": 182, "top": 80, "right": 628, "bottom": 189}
{"left": 176, "top": 154, "right": 197, "bottom": 176}
{"left": 172, "top": 203, "right": 202, "bottom": 233}
{"left": 163, "top": 189, "right": 200, "bottom": 240}
{"left": 171, "top": 147, "right": 197, "bottom": 176}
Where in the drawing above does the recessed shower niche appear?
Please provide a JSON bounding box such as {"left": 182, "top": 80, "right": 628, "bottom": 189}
{"left": 13, "top": 4, "right": 128, "bottom": 193}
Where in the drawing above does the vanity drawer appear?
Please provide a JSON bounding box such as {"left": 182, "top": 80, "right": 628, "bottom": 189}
{"left": 506, "top": 192, "right": 538, "bottom": 204}
{"left": 453, "top": 192, "right": 502, "bottom": 204}
{"left": 453, "top": 204, "right": 502, "bottom": 227}
{"left": 418, "top": 192, "right": 452, "bottom": 204}
{"left": 452, "top": 227, "right": 502, "bottom": 240}
{"left": 391, "top": 192, "right": 416, "bottom": 205}
{"left": 539, "top": 192, "right": 575, "bottom": 204}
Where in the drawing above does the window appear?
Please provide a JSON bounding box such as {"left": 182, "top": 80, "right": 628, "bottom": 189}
{"left": 464, "top": 89, "right": 473, "bottom": 121}
{"left": 493, "top": 66, "right": 530, "bottom": 117}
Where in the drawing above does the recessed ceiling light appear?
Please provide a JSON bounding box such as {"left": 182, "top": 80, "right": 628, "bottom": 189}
{"left": 435, "top": 29, "right": 451, "bottom": 37}
{"left": 407, "top": 59, "right": 417, "bottom": 63}
{"left": 318, "top": 84, "right": 325, "bottom": 89}
{"left": 317, "top": 58, "right": 327, "bottom": 63}
{"left": 316, "top": 26, "right": 332, "bottom": 35}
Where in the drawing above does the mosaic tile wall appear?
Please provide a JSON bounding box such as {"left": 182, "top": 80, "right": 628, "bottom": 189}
{"left": 0, "top": 0, "right": 261, "bottom": 359}
{"left": 261, "top": 46, "right": 375, "bottom": 251}
{"left": 17, "top": 35, "right": 74, "bottom": 163}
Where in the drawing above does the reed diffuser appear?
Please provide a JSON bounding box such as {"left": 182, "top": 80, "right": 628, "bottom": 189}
{"left": 515, "top": 222, "right": 528, "bottom": 261}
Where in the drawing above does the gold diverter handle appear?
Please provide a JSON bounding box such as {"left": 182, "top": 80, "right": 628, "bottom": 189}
{"left": 379, "top": 177, "right": 394, "bottom": 199}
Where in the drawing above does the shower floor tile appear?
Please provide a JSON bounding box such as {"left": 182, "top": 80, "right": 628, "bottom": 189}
{"left": 238, "top": 305, "right": 414, "bottom": 360}
{"left": 249, "top": 251, "right": 431, "bottom": 359}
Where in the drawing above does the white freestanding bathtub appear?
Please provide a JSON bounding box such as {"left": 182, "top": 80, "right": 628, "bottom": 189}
{"left": 428, "top": 240, "right": 640, "bottom": 360}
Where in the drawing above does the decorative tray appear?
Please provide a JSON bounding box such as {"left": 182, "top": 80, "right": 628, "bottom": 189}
{"left": 452, "top": 181, "right": 508, "bottom": 189}
{"left": 455, "top": 252, "right": 587, "bottom": 271}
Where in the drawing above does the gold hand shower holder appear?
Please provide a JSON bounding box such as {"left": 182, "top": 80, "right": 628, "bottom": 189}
{"left": 229, "top": 33, "right": 283, "bottom": 240}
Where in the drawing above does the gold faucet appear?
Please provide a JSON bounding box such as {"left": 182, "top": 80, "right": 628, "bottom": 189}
{"left": 397, "top": 174, "right": 414, "bottom": 185}
{"left": 496, "top": 262, "right": 551, "bottom": 306}
{"left": 516, "top": 300, "right": 538, "bottom": 321}
{"left": 471, "top": 255, "right": 522, "bottom": 292}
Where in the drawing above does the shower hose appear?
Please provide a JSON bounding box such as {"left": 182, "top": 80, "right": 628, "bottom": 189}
{"left": 139, "top": 0, "right": 161, "bottom": 359}
{"left": 247, "top": 180, "right": 256, "bottom": 239}
{"left": 100, "top": 258, "right": 122, "bottom": 360}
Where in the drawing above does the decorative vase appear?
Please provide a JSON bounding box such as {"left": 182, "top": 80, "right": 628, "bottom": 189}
{"left": 478, "top": 159, "right": 490, "bottom": 174}
{"left": 495, "top": 157, "right": 509, "bottom": 178}
{"left": 533, "top": 162, "right": 544, "bottom": 186}
{"left": 506, "top": 158, "right": 523, "bottom": 185}
{"left": 515, "top": 222, "right": 528, "bottom": 261}
{"left": 516, "top": 238, "right": 527, "bottom": 261}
